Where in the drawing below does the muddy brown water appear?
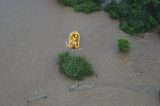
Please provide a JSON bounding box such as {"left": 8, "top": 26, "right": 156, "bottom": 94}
{"left": 0, "top": 0, "right": 160, "bottom": 106}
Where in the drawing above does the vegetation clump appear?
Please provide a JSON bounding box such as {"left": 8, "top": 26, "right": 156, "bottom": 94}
{"left": 58, "top": 52, "right": 94, "bottom": 80}
{"left": 105, "top": 0, "right": 160, "bottom": 34}
{"left": 58, "top": 0, "right": 101, "bottom": 13}
{"left": 155, "top": 25, "right": 160, "bottom": 35}
{"left": 118, "top": 38, "right": 131, "bottom": 52}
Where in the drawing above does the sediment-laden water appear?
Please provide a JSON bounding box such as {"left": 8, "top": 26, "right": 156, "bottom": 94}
{"left": 0, "top": 0, "right": 159, "bottom": 106}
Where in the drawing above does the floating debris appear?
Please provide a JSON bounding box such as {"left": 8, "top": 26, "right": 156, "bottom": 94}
{"left": 69, "top": 83, "right": 79, "bottom": 91}
{"left": 95, "top": 73, "right": 98, "bottom": 78}
{"left": 69, "top": 83, "right": 94, "bottom": 92}
{"left": 27, "top": 95, "right": 48, "bottom": 103}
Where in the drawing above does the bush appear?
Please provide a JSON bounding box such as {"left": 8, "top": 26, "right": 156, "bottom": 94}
{"left": 104, "top": 0, "right": 118, "bottom": 12}
{"left": 127, "top": 19, "right": 147, "bottom": 33}
{"left": 118, "top": 38, "right": 131, "bottom": 52}
{"left": 74, "top": 2, "right": 101, "bottom": 13}
{"left": 57, "top": 0, "right": 101, "bottom": 13}
{"left": 156, "top": 12, "right": 160, "bottom": 23}
{"left": 120, "top": 21, "right": 135, "bottom": 33}
{"left": 155, "top": 25, "right": 160, "bottom": 35}
{"left": 158, "top": 28, "right": 160, "bottom": 35}
{"left": 58, "top": 0, "right": 75, "bottom": 7}
{"left": 109, "top": 10, "right": 119, "bottom": 19}
{"left": 106, "top": 0, "right": 160, "bottom": 33}
{"left": 58, "top": 52, "right": 94, "bottom": 80}
{"left": 148, "top": 16, "right": 157, "bottom": 27}
{"left": 75, "top": 0, "right": 100, "bottom": 4}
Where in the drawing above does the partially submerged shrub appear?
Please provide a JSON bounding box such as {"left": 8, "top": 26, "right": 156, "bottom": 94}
{"left": 58, "top": 52, "right": 94, "bottom": 80}
{"left": 58, "top": 0, "right": 75, "bottom": 7}
{"left": 155, "top": 25, "right": 160, "bottom": 35}
{"left": 118, "top": 38, "right": 131, "bottom": 53}
{"left": 120, "top": 21, "right": 135, "bottom": 34}
{"left": 74, "top": 2, "right": 101, "bottom": 13}
{"left": 57, "top": 0, "right": 101, "bottom": 13}
{"left": 106, "top": 0, "right": 160, "bottom": 34}
{"left": 109, "top": 10, "right": 119, "bottom": 19}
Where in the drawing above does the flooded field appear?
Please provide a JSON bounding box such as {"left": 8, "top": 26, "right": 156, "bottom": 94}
{"left": 0, "top": 0, "right": 160, "bottom": 106}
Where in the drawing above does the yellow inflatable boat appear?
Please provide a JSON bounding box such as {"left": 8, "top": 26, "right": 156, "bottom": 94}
{"left": 68, "top": 31, "right": 80, "bottom": 49}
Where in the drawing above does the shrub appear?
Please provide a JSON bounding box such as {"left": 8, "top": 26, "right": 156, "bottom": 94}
{"left": 120, "top": 21, "right": 128, "bottom": 31}
{"left": 148, "top": 16, "right": 157, "bottom": 27}
{"left": 127, "top": 19, "right": 147, "bottom": 33}
{"left": 57, "top": 0, "right": 101, "bottom": 13}
{"left": 75, "top": 0, "right": 100, "bottom": 4}
{"left": 74, "top": 2, "right": 101, "bottom": 13}
{"left": 156, "top": 12, "right": 160, "bottom": 23}
{"left": 155, "top": 25, "right": 160, "bottom": 35}
{"left": 118, "top": 38, "right": 131, "bottom": 52}
{"left": 58, "top": 0, "right": 75, "bottom": 7}
{"left": 58, "top": 52, "right": 94, "bottom": 80}
{"left": 158, "top": 28, "right": 160, "bottom": 35}
{"left": 106, "top": 0, "right": 160, "bottom": 33}
{"left": 109, "top": 10, "right": 119, "bottom": 19}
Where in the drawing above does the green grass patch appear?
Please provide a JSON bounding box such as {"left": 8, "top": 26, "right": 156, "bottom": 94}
{"left": 57, "top": 0, "right": 101, "bottom": 13}
{"left": 57, "top": 52, "right": 94, "bottom": 80}
{"left": 118, "top": 38, "right": 131, "bottom": 53}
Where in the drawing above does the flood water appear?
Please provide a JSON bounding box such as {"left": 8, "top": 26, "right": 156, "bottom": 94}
{"left": 0, "top": 0, "right": 160, "bottom": 106}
